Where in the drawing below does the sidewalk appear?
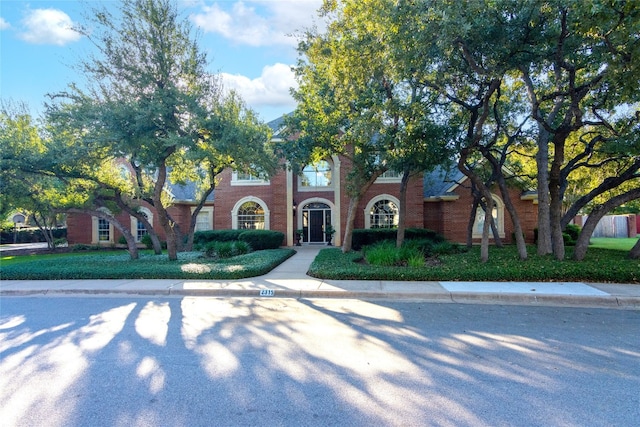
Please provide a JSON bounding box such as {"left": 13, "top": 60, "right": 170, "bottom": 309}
{"left": 1, "top": 245, "right": 639, "bottom": 309}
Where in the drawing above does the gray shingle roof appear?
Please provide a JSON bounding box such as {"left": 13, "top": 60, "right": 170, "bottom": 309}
{"left": 423, "top": 166, "right": 466, "bottom": 198}
{"left": 168, "top": 180, "right": 215, "bottom": 202}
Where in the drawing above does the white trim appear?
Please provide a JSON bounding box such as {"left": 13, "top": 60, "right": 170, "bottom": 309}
{"left": 230, "top": 171, "right": 270, "bottom": 186}
{"left": 297, "top": 197, "right": 335, "bottom": 243}
{"left": 231, "top": 196, "right": 270, "bottom": 230}
{"left": 130, "top": 207, "right": 154, "bottom": 242}
{"left": 364, "top": 194, "right": 401, "bottom": 229}
{"left": 92, "top": 207, "right": 114, "bottom": 244}
{"left": 297, "top": 159, "right": 335, "bottom": 192}
{"left": 191, "top": 206, "right": 213, "bottom": 232}
{"left": 332, "top": 155, "right": 342, "bottom": 246}
{"left": 472, "top": 194, "right": 505, "bottom": 239}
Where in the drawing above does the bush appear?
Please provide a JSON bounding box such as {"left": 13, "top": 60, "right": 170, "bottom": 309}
{"left": 564, "top": 224, "right": 581, "bottom": 245}
{"left": 363, "top": 240, "right": 426, "bottom": 267}
{"left": 364, "top": 241, "right": 400, "bottom": 266}
{"left": 239, "top": 230, "right": 284, "bottom": 250}
{"left": 193, "top": 229, "right": 245, "bottom": 245}
{"left": 141, "top": 234, "right": 153, "bottom": 249}
{"left": 351, "top": 228, "right": 443, "bottom": 250}
{"left": 204, "top": 240, "right": 253, "bottom": 259}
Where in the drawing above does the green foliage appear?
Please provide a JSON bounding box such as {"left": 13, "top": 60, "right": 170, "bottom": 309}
{"left": 0, "top": 228, "right": 67, "bottom": 244}
{"left": 352, "top": 228, "right": 443, "bottom": 250}
{"left": 0, "top": 249, "right": 296, "bottom": 280}
{"left": 204, "top": 240, "right": 251, "bottom": 259}
{"left": 564, "top": 224, "right": 582, "bottom": 243}
{"left": 363, "top": 241, "right": 402, "bottom": 267}
{"left": 308, "top": 246, "right": 639, "bottom": 283}
{"left": 238, "top": 230, "right": 284, "bottom": 250}
{"left": 193, "top": 229, "right": 245, "bottom": 245}
{"left": 141, "top": 234, "right": 153, "bottom": 249}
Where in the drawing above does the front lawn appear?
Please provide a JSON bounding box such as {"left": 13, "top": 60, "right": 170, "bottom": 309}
{"left": 308, "top": 246, "right": 640, "bottom": 283}
{"left": 0, "top": 249, "right": 295, "bottom": 280}
{"left": 589, "top": 237, "right": 639, "bottom": 251}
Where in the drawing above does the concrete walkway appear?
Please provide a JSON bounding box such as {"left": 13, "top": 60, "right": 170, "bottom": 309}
{"left": 1, "top": 245, "right": 639, "bottom": 309}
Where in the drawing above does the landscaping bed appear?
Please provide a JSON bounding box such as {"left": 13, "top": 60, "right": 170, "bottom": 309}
{"left": 0, "top": 248, "right": 296, "bottom": 280}
{"left": 308, "top": 246, "right": 640, "bottom": 283}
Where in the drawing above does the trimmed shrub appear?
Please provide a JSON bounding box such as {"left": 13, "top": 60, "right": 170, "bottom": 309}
{"left": 351, "top": 228, "right": 443, "bottom": 250}
{"left": 193, "top": 229, "right": 244, "bottom": 245}
{"left": 239, "top": 230, "right": 284, "bottom": 250}
{"left": 564, "top": 224, "right": 581, "bottom": 245}
{"left": 204, "top": 240, "right": 253, "bottom": 259}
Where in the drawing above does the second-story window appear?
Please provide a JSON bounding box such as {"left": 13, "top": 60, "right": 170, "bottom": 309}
{"left": 301, "top": 160, "right": 332, "bottom": 187}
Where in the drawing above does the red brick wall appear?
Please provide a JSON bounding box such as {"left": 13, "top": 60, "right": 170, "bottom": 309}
{"left": 66, "top": 199, "right": 210, "bottom": 245}
{"left": 427, "top": 183, "right": 538, "bottom": 244}
{"left": 66, "top": 212, "right": 93, "bottom": 244}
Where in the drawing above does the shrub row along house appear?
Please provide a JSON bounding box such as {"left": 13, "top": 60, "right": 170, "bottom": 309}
{"left": 67, "top": 115, "right": 539, "bottom": 248}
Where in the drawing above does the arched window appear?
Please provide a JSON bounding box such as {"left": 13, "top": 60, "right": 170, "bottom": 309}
{"left": 473, "top": 195, "right": 505, "bottom": 238}
{"left": 370, "top": 199, "right": 399, "bottom": 229}
{"left": 365, "top": 195, "right": 400, "bottom": 229}
{"left": 237, "top": 201, "right": 266, "bottom": 230}
{"left": 300, "top": 160, "right": 332, "bottom": 188}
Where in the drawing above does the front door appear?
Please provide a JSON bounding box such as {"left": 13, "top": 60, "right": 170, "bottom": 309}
{"left": 302, "top": 202, "right": 332, "bottom": 244}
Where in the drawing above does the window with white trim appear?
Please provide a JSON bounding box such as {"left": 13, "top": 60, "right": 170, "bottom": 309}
{"left": 473, "top": 195, "right": 505, "bottom": 238}
{"left": 370, "top": 199, "right": 399, "bottom": 229}
{"left": 300, "top": 160, "right": 332, "bottom": 188}
{"left": 98, "top": 218, "right": 111, "bottom": 241}
{"left": 237, "top": 201, "right": 265, "bottom": 230}
{"left": 231, "top": 168, "right": 269, "bottom": 186}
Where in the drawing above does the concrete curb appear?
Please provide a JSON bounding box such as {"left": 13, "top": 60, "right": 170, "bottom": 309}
{"left": 3, "top": 288, "right": 639, "bottom": 309}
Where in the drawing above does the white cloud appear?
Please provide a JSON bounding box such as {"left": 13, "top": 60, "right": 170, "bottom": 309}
{"left": 191, "top": 0, "right": 323, "bottom": 47}
{"left": 221, "top": 63, "right": 297, "bottom": 108}
{"left": 0, "top": 17, "right": 10, "bottom": 30}
{"left": 18, "top": 9, "right": 81, "bottom": 46}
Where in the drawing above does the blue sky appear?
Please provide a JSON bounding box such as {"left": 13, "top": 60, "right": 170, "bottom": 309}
{"left": 0, "top": 0, "right": 325, "bottom": 122}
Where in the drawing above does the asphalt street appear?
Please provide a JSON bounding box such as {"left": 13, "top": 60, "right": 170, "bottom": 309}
{"left": 1, "top": 296, "right": 638, "bottom": 426}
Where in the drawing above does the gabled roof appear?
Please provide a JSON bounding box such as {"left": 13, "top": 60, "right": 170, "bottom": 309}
{"left": 167, "top": 180, "right": 215, "bottom": 203}
{"left": 267, "top": 114, "right": 290, "bottom": 139}
{"left": 423, "top": 166, "right": 465, "bottom": 199}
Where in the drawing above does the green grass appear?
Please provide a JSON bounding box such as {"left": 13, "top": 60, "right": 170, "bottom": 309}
{"left": 589, "top": 237, "right": 639, "bottom": 251}
{"left": 0, "top": 249, "right": 296, "bottom": 280}
{"left": 308, "top": 246, "right": 640, "bottom": 283}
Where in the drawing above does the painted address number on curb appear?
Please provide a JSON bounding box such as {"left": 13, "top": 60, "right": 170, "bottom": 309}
{"left": 259, "top": 289, "right": 275, "bottom": 297}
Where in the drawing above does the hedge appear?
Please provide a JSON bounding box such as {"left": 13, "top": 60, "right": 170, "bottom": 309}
{"left": 239, "top": 230, "right": 284, "bottom": 250}
{"left": 351, "top": 228, "right": 444, "bottom": 250}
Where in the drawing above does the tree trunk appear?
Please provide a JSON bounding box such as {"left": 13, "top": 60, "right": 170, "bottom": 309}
{"left": 629, "top": 237, "right": 640, "bottom": 260}
{"left": 479, "top": 198, "right": 503, "bottom": 248}
{"left": 573, "top": 188, "right": 640, "bottom": 260}
{"left": 341, "top": 195, "right": 361, "bottom": 253}
{"left": 153, "top": 164, "right": 179, "bottom": 260}
{"left": 458, "top": 154, "right": 493, "bottom": 262}
{"left": 480, "top": 197, "right": 493, "bottom": 263}
{"left": 496, "top": 176, "right": 527, "bottom": 260}
{"left": 549, "top": 138, "right": 566, "bottom": 260}
{"left": 69, "top": 208, "right": 139, "bottom": 259}
{"left": 467, "top": 198, "right": 479, "bottom": 248}
{"left": 396, "top": 168, "right": 410, "bottom": 248}
{"left": 561, "top": 158, "right": 640, "bottom": 229}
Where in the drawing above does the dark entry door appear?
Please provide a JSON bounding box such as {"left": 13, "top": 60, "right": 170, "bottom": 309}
{"left": 309, "top": 210, "right": 324, "bottom": 242}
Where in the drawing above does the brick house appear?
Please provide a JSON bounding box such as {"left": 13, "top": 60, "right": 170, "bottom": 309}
{"left": 67, "top": 115, "right": 538, "bottom": 247}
